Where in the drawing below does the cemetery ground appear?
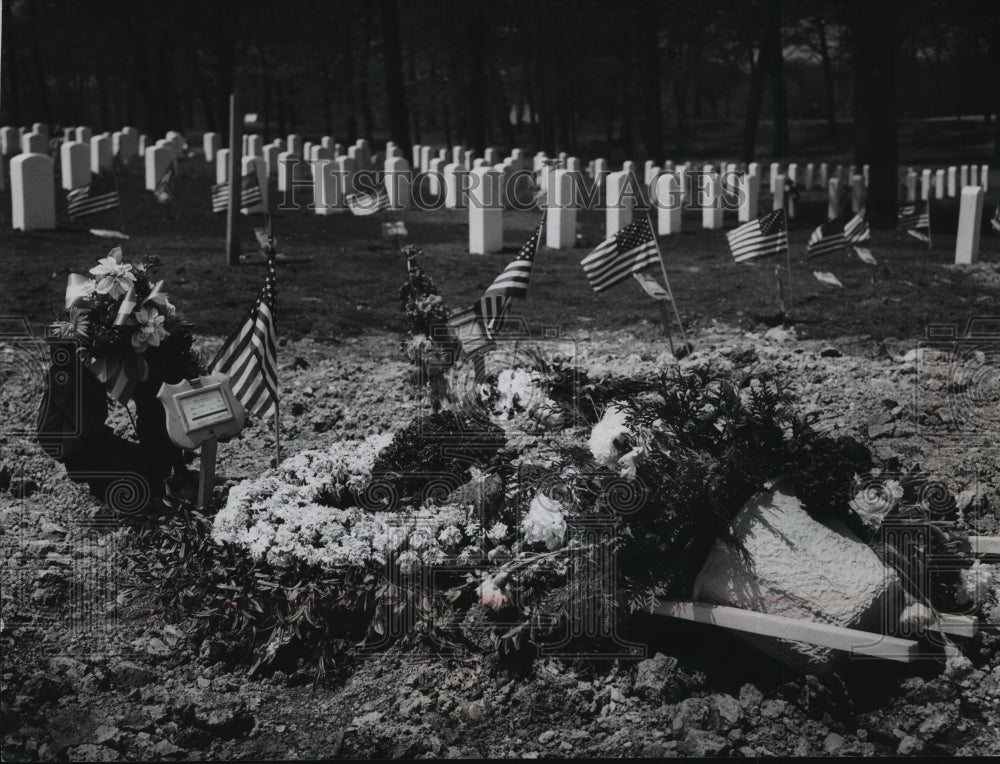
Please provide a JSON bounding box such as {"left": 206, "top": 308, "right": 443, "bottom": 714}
{"left": 3, "top": 149, "right": 1000, "bottom": 758}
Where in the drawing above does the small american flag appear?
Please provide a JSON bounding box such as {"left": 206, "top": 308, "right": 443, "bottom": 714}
{"left": 581, "top": 217, "right": 659, "bottom": 293}
{"left": 210, "top": 239, "right": 279, "bottom": 420}
{"left": 844, "top": 209, "right": 870, "bottom": 243}
{"left": 897, "top": 201, "right": 930, "bottom": 242}
{"left": 447, "top": 303, "right": 494, "bottom": 356}
{"left": 727, "top": 209, "right": 788, "bottom": 263}
{"left": 483, "top": 216, "right": 543, "bottom": 300}
{"left": 67, "top": 173, "right": 120, "bottom": 219}
{"left": 347, "top": 189, "right": 389, "bottom": 216}
{"left": 211, "top": 182, "right": 229, "bottom": 213}
{"left": 241, "top": 167, "right": 263, "bottom": 210}
{"left": 154, "top": 164, "right": 175, "bottom": 205}
{"left": 806, "top": 214, "right": 850, "bottom": 259}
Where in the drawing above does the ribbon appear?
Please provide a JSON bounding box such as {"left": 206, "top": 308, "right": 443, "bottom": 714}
{"left": 83, "top": 351, "right": 148, "bottom": 405}
{"left": 65, "top": 273, "right": 92, "bottom": 310}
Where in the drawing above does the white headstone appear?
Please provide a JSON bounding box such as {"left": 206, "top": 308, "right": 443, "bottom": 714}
{"left": 452, "top": 145, "right": 463, "bottom": 165}
{"left": 287, "top": 134, "right": 303, "bottom": 157}
{"left": 413, "top": 144, "right": 423, "bottom": 167}
{"left": 970, "top": 165, "right": 979, "bottom": 187}
{"left": 427, "top": 157, "right": 446, "bottom": 197}
{"left": 463, "top": 150, "right": 475, "bottom": 170}
{"left": 76, "top": 126, "right": 92, "bottom": 144}
{"left": 334, "top": 156, "right": 357, "bottom": 198}
{"left": 702, "top": 171, "right": 723, "bottom": 229}
{"left": 960, "top": 164, "right": 969, "bottom": 188}
{"left": 0, "top": 126, "right": 17, "bottom": 155}
{"left": 138, "top": 135, "right": 149, "bottom": 157}
{"left": 804, "top": 163, "right": 815, "bottom": 190}
{"left": 277, "top": 151, "right": 299, "bottom": 193}
{"left": 203, "top": 132, "right": 220, "bottom": 164}
{"left": 31, "top": 122, "right": 48, "bottom": 139}
{"left": 241, "top": 155, "right": 267, "bottom": 214}
{"left": 787, "top": 163, "right": 798, "bottom": 186}
{"left": 484, "top": 147, "right": 500, "bottom": 166}
{"left": 738, "top": 172, "right": 759, "bottom": 223}
{"left": 22, "top": 132, "right": 47, "bottom": 155}
{"left": 817, "top": 163, "right": 828, "bottom": 189}
{"left": 828, "top": 178, "right": 840, "bottom": 219}
{"left": 769, "top": 162, "right": 780, "bottom": 191}
{"left": 384, "top": 156, "right": 411, "bottom": 209}
{"left": 60, "top": 141, "right": 90, "bottom": 190}
{"left": 605, "top": 170, "right": 633, "bottom": 237}
{"left": 920, "top": 169, "right": 931, "bottom": 202}
{"left": 546, "top": 169, "right": 576, "bottom": 249}
{"left": 905, "top": 169, "right": 917, "bottom": 202}
{"left": 955, "top": 186, "right": 984, "bottom": 265}
{"left": 863, "top": 164, "right": 870, "bottom": 187}
{"left": 11, "top": 153, "right": 56, "bottom": 230}
{"left": 302, "top": 142, "right": 313, "bottom": 165}
{"left": 852, "top": 174, "right": 867, "bottom": 212}
{"left": 216, "top": 148, "right": 230, "bottom": 185}
{"left": 473, "top": 157, "right": 487, "bottom": 169}
{"left": 321, "top": 136, "right": 334, "bottom": 151}
{"left": 241, "top": 135, "right": 249, "bottom": 155}
{"left": 90, "top": 135, "right": 112, "bottom": 174}
{"left": 982, "top": 165, "right": 989, "bottom": 192}
{"left": 145, "top": 145, "right": 172, "bottom": 191}
{"left": 263, "top": 144, "right": 280, "bottom": 179}
{"left": 313, "top": 158, "right": 342, "bottom": 215}
{"left": 947, "top": 166, "right": 957, "bottom": 197}
{"left": 772, "top": 174, "right": 786, "bottom": 212}
{"left": 444, "top": 162, "right": 469, "bottom": 209}
{"left": 247, "top": 134, "right": 263, "bottom": 157}
{"left": 655, "top": 173, "right": 682, "bottom": 235}
{"left": 468, "top": 167, "right": 503, "bottom": 254}
{"left": 934, "top": 169, "right": 945, "bottom": 199}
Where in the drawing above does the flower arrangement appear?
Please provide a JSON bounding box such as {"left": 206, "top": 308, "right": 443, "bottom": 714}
{"left": 50, "top": 247, "right": 202, "bottom": 401}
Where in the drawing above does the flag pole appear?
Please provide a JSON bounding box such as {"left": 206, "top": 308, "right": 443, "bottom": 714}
{"left": 644, "top": 208, "right": 689, "bottom": 348}
{"left": 226, "top": 92, "right": 243, "bottom": 266}
{"left": 782, "top": 209, "right": 793, "bottom": 319}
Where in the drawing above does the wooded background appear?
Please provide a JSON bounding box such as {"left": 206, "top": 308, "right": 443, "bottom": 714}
{"left": 2, "top": 0, "right": 998, "bottom": 223}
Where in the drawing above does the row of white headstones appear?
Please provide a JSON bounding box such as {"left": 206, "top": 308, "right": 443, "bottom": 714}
{"left": 2, "top": 124, "right": 185, "bottom": 230}
{"left": 4, "top": 124, "right": 993, "bottom": 263}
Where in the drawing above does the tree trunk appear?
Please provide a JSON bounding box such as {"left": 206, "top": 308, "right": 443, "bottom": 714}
{"left": 770, "top": 8, "right": 790, "bottom": 157}
{"left": 851, "top": 0, "right": 898, "bottom": 226}
{"left": 815, "top": 18, "right": 838, "bottom": 137}
{"left": 740, "top": 22, "right": 778, "bottom": 162}
{"left": 464, "top": 2, "right": 488, "bottom": 152}
{"left": 639, "top": 1, "right": 662, "bottom": 159}
{"left": 381, "top": 0, "right": 411, "bottom": 147}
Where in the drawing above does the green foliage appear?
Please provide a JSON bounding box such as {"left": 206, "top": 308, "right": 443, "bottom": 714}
{"left": 370, "top": 411, "right": 507, "bottom": 502}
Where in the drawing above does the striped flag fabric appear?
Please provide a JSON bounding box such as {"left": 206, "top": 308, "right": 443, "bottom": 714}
{"left": 853, "top": 246, "right": 878, "bottom": 266}
{"left": 806, "top": 214, "right": 850, "bottom": 259}
{"left": 991, "top": 202, "right": 1000, "bottom": 234}
{"left": 727, "top": 209, "right": 788, "bottom": 263}
{"left": 477, "top": 294, "right": 511, "bottom": 341}
{"left": 897, "top": 201, "right": 931, "bottom": 242}
{"left": 580, "top": 217, "right": 659, "bottom": 293}
{"left": 447, "top": 303, "right": 494, "bottom": 356}
{"left": 67, "top": 173, "right": 120, "bottom": 219}
{"left": 483, "top": 217, "right": 543, "bottom": 300}
{"left": 241, "top": 167, "right": 263, "bottom": 210}
{"left": 346, "top": 189, "right": 390, "bottom": 216}
{"left": 844, "top": 209, "right": 870, "bottom": 243}
{"left": 154, "top": 164, "right": 175, "bottom": 205}
{"left": 211, "top": 181, "right": 229, "bottom": 213}
{"left": 210, "top": 239, "right": 279, "bottom": 420}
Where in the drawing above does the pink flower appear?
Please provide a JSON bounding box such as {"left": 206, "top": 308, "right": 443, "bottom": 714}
{"left": 477, "top": 576, "right": 508, "bottom": 609}
{"left": 131, "top": 307, "right": 169, "bottom": 351}
{"left": 89, "top": 248, "right": 136, "bottom": 299}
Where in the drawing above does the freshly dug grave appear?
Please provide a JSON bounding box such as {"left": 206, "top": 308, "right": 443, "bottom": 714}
{"left": 3, "top": 322, "right": 1000, "bottom": 760}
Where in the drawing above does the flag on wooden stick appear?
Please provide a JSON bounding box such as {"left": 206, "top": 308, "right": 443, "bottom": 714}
{"left": 210, "top": 240, "right": 279, "bottom": 420}
{"left": 67, "top": 173, "right": 120, "bottom": 219}
{"left": 347, "top": 189, "right": 390, "bottom": 216}
{"left": 727, "top": 209, "right": 788, "bottom": 263}
{"left": 897, "top": 201, "right": 931, "bottom": 243}
{"left": 581, "top": 218, "right": 659, "bottom": 293}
